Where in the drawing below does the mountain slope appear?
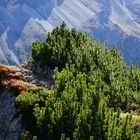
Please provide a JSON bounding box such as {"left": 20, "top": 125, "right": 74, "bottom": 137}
{"left": 0, "top": 0, "right": 140, "bottom": 65}
{"left": 0, "top": 25, "right": 140, "bottom": 139}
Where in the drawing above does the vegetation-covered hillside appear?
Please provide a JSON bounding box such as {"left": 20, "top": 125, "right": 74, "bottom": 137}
{"left": 16, "top": 22, "right": 140, "bottom": 140}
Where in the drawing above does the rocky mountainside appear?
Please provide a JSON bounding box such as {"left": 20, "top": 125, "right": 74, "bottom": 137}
{"left": 0, "top": 89, "right": 23, "bottom": 140}
{"left": 0, "top": 0, "right": 140, "bottom": 65}
{"left": 0, "top": 24, "right": 140, "bottom": 140}
{"left": 0, "top": 62, "right": 54, "bottom": 140}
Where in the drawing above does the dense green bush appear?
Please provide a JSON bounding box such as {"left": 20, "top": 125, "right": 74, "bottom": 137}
{"left": 32, "top": 22, "right": 91, "bottom": 69}
{"left": 17, "top": 23, "right": 140, "bottom": 140}
{"left": 17, "top": 67, "right": 140, "bottom": 140}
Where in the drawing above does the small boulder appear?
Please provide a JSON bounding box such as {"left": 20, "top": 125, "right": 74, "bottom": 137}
{"left": 24, "top": 76, "right": 34, "bottom": 82}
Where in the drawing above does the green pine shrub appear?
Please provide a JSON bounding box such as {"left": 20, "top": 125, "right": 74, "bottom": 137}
{"left": 16, "top": 23, "right": 140, "bottom": 140}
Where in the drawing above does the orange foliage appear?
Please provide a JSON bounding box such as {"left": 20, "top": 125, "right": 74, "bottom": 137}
{"left": 0, "top": 64, "right": 17, "bottom": 76}
{"left": 3, "top": 79, "right": 30, "bottom": 93}
{"left": 0, "top": 64, "right": 33, "bottom": 93}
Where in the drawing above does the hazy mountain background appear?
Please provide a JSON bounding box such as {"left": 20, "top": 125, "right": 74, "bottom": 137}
{"left": 0, "top": 0, "right": 140, "bottom": 65}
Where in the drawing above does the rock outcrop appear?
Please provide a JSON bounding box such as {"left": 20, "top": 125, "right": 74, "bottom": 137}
{"left": 0, "top": 90, "right": 23, "bottom": 140}
{"left": 0, "top": 62, "right": 55, "bottom": 140}
{"left": 17, "top": 61, "right": 55, "bottom": 89}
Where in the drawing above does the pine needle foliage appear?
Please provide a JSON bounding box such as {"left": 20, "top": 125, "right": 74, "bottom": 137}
{"left": 17, "top": 23, "right": 140, "bottom": 140}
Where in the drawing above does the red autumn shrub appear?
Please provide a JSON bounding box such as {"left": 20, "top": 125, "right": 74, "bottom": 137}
{"left": 9, "top": 68, "right": 17, "bottom": 74}
{"left": 5, "top": 79, "right": 17, "bottom": 85}
{"left": 0, "top": 64, "right": 33, "bottom": 93}
{"left": 3, "top": 79, "right": 31, "bottom": 93}
{"left": 15, "top": 83, "right": 28, "bottom": 93}
{"left": 0, "top": 64, "right": 17, "bottom": 78}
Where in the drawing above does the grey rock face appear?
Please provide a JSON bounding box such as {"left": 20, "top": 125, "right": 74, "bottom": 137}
{"left": 0, "top": 90, "right": 23, "bottom": 140}
{"left": 24, "top": 75, "right": 34, "bottom": 82}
